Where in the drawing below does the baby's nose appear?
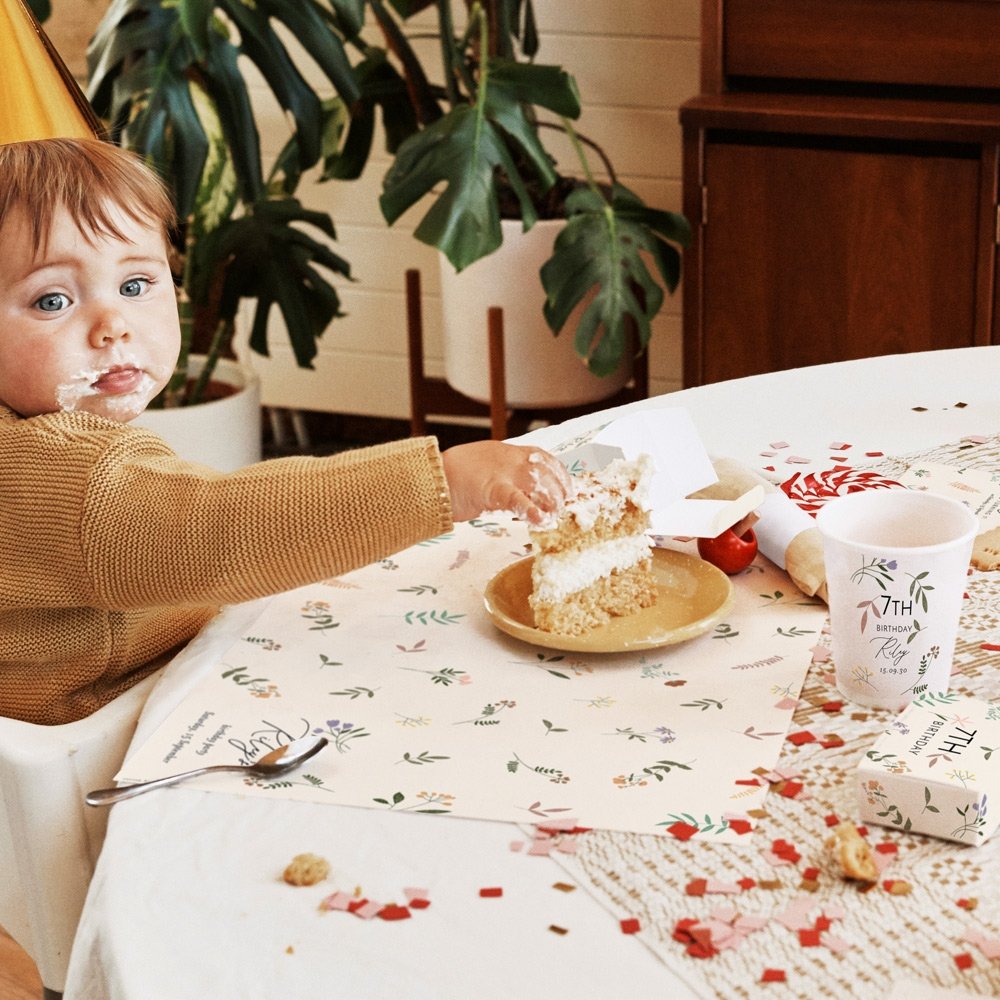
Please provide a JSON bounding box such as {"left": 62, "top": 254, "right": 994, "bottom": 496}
{"left": 88, "top": 306, "right": 131, "bottom": 347}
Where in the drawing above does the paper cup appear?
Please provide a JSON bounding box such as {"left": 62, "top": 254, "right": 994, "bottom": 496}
{"left": 816, "top": 490, "right": 978, "bottom": 711}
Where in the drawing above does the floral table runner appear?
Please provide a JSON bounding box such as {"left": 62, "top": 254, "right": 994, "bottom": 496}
{"left": 120, "top": 517, "right": 826, "bottom": 839}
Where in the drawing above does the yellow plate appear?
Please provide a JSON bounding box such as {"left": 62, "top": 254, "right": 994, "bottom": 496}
{"left": 483, "top": 548, "right": 735, "bottom": 653}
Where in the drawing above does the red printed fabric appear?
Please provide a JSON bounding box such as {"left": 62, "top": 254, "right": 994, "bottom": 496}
{"left": 780, "top": 467, "right": 903, "bottom": 516}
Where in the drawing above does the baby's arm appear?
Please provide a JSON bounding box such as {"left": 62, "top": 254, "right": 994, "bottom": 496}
{"left": 441, "top": 441, "right": 570, "bottom": 525}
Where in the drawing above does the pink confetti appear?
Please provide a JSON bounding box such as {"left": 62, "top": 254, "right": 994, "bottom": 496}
{"left": 775, "top": 897, "right": 816, "bottom": 932}
{"left": 509, "top": 840, "right": 525, "bottom": 852}
{"left": 403, "top": 887, "right": 429, "bottom": 902}
{"left": 964, "top": 929, "right": 1000, "bottom": 960}
{"left": 810, "top": 644, "right": 832, "bottom": 663}
{"left": 760, "top": 450, "right": 778, "bottom": 457}
{"left": 828, "top": 441, "right": 852, "bottom": 450}
{"left": 527, "top": 839, "right": 553, "bottom": 856}
{"left": 770, "top": 441, "right": 790, "bottom": 449}
{"left": 319, "top": 891, "right": 354, "bottom": 912}
{"left": 352, "top": 900, "right": 381, "bottom": 920}
{"left": 705, "top": 879, "right": 742, "bottom": 895}
{"left": 556, "top": 838, "right": 578, "bottom": 855}
{"left": 785, "top": 455, "right": 813, "bottom": 465}
{"left": 963, "top": 435, "right": 989, "bottom": 445}
{"left": 821, "top": 932, "right": 852, "bottom": 953}
{"left": 774, "top": 696, "right": 799, "bottom": 710}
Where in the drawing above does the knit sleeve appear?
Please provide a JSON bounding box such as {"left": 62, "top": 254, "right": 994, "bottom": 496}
{"left": 80, "top": 431, "right": 454, "bottom": 609}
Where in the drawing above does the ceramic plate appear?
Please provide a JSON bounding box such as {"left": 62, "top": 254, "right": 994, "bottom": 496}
{"left": 483, "top": 547, "right": 735, "bottom": 653}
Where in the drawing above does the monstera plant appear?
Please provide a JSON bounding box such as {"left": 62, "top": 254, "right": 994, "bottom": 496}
{"left": 87, "top": 0, "right": 689, "bottom": 401}
{"left": 367, "top": 0, "right": 690, "bottom": 377}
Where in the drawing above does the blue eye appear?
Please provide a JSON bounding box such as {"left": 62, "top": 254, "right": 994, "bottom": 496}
{"left": 120, "top": 277, "right": 149, "bottom": 298}
{"left": 35, "top": 292, "right": 70, "bottom": 313}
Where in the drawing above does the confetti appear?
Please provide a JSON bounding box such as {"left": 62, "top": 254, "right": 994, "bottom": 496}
{"left": 479, "top": 887, "right": 503, "bottom": 898}
{"left": 821, "top": 700, "right": 844, "bottom": 713}
{"left": 785, "top": 455, "right": 812, "bottom": 464}
{"left": 761, "top": 968, "right": 787, "bottom": 983}
{"left": 318, "top": 891, "right": 354, "bottom": 912}
{"left": 770, "top": 441, "right": 790, "bottom": 450}
{"left": 786, "top": 730, "right": 817, "bottom": 746}
{"left": 620, "top": 917, "right": 641, "bottom": 935}
{"left": 957, "top": 897, "right": 978, "bottom": 911}
{"left": 954, "top": 952, "right": 974, "bottom": 971}
{"left": 409, "top": 898, "right": 431, "bottom": 910}
{"left": 377, "top": 904, "right": 411, "bottom": 921}
{"left": 552, "top": 882, "right": 576, "bottom": 893}
{"left": 824, "top": 813, "right": 841, "bottom": 827}
{"left": 666, "top": 821, "right": 700, "bottom": 841}
{"left": 798, "top": 928, "right": 821, "bottom": 947}
{"left": 964, "top": 928, "right": 1000, "bottom": 959}
{"left": 828, "top": 442, "right": 852, "bottom": 451}
{"left": 685, "top": 878, "right": 708, "bottom": 897}
{"left": 548, "top": 924, "right": 568, "bottom": 936}
{"left": 726, "top": 819, "right": 753, "bottom": 835}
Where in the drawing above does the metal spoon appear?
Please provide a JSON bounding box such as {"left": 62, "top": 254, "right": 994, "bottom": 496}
{"left": 85, "top": 735, "right": 329, "bottom": 807}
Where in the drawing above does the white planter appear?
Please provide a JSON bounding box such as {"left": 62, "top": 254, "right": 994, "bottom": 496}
{"left": 439, "top": 218, "right": 632, "bottom": 408}
{"left": 132, "top": 356, "right": 262, "bottom": 472}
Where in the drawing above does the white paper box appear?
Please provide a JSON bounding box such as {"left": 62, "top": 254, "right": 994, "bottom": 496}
{"left": 856, "top": 694, "right": 1000, "bottom": 845}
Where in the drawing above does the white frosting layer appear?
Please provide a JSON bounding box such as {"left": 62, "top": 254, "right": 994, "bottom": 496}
{"left": 532, "top": 534, "right": 652, "bottom": 603}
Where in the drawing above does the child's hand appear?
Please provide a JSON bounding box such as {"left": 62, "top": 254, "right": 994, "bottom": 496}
{"left": 442, "top": 441, "right": 571, "bottom": 525}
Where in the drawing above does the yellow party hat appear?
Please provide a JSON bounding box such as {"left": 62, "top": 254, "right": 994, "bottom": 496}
{"left": 0, "top": 0, "right": 101, "bottom": 144}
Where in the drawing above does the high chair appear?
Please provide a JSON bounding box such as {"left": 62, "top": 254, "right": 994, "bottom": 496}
{"left": 0, "top": 671, "right": 159, "bottom": 999}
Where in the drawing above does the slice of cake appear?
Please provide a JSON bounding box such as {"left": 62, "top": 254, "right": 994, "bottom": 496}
{"left": 528, "top": 454, "right": 657, "bottom": 635}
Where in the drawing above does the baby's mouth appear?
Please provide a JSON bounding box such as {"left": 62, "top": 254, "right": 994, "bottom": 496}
{"left": 92, "top": 365, "right": 146, "bottom": 395}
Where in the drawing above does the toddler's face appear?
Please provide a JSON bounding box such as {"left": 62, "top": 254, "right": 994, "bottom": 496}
{"left": 0, "top": 202, "right": 180, "bottom": 421}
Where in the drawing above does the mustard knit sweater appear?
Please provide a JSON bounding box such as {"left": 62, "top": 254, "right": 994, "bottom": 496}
{"left": 0, "top": 405, "right": 453, "bottom": 725}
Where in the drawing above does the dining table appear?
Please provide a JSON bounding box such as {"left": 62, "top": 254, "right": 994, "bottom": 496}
{"left": 64, "top": 347, "right": 1000, "bottom": 1000}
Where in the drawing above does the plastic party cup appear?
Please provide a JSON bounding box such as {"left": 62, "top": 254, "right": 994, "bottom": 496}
{"left": 816, "top": 489, "right": 978, "bottom": 711}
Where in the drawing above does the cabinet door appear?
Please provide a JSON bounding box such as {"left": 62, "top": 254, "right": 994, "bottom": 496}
{"left": 695, "top": 135, "right": 985, "bottom": 384}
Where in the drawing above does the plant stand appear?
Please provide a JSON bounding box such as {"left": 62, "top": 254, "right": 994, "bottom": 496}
{"left": 405, "top": 269, "right": 648, "bottom": 441}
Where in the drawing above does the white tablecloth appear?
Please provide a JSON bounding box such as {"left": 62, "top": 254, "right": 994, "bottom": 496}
{"left": 65, "top": 347, "right": 1000, "bottom": 999}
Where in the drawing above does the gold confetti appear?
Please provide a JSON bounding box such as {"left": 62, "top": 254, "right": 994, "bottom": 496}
{"left": 552, "top": 882, "right": 576, "bottom": 893}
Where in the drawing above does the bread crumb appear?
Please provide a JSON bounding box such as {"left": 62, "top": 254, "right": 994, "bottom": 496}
{"left": 282, "top": 853, "right": 330, "bottom": 886}
{"left": 825, "top": 821, "right": 878, "bottom": 882}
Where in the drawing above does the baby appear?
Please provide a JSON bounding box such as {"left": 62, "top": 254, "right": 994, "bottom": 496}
{"left": 0, "top": 138, "right": 570, "bottom": 725}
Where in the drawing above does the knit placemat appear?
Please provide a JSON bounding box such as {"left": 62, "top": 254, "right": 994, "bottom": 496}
{"left": 545, "top": 436, "right": 1000, "bottom": 998}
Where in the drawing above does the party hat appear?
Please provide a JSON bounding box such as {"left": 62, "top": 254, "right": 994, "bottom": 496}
{"left": 0, "top": 0, "right": 101, "bottom": 145}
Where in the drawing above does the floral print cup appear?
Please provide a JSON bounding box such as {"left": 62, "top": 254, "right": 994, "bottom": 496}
{"left": 816, "top": 489, "right": 978, "bottom": 711}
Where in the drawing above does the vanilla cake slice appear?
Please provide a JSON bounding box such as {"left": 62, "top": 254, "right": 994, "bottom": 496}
{"left": 528, "top": 454, "right": 657, "bottom": 635}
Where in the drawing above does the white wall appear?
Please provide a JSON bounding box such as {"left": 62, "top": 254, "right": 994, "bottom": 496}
{"left": 52, "top": 1, "right": 701, "bottom": 420}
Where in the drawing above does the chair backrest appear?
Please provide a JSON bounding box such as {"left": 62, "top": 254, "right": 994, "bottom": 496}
{"left": 0, "top": 671, "right": 159, "bottom": 994}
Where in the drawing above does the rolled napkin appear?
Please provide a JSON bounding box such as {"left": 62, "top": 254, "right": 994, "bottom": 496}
{"left": 689, "top": 458, "right": 828, "bottom": 602}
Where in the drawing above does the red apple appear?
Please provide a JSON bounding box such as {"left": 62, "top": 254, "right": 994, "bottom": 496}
{"left": 697, "top": 527, "right": 758, "bottom": 574}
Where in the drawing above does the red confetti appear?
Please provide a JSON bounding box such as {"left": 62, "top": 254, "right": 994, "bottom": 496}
{"left": 377, "top": 904, "right": 411, "bottom": 921}
{"left": 666, "top": 821, "right": 700, "bottom": 841}
{"left": 346, "top": 898, "right": 370, "bottom": 913}
{"left": 814, "top": 915, "right": 832, "bottom": 932}
{"left": 620, "top": 917, "right": 641, "bottom": 935}
{"left": 820, "top": 735, "right": 845, "bottom": 749}
{"left": 779, "top": 781, "right": 805, "bottom": 798}
{"left": 821, "top": 701, "right": 845, "bottom": 713}
{"left": 479, "top": 887, "right": 503, "bottom": 898}
{"left": 798, "top": 928, "right": 822, "bottom": 947}
{"left": 954, "top": 952, "right": 974, "bottom": 971}
{"left": 982, "top": 643, "right": 1000, "bottom": 652}
{"left": 875, "top": 843, "right": 899, "bottom": 854}
{"left": 802, "top": 867, "right": 820, "bottom": 881}
{"left": 865, "top": 451, "right": 884, "bottom": 457}
{"left": 685, "top": 878, "right": 708, "bottom": 897}
{"left": 856, "top": 826, "right": 868, "bottom": 837}
{"left": 824, "top": 813, "right": 840, "bottom": 827}
{"left": 727, "top": 819, "right": 753, "bottom": 835}
{"left": 761, "top": 968, "right": 787, "bottom": 983}
{"left": 409, "top": 898, "right": 431, "bottom": 910}
{"left": 786, "top": 730, "right": 817, "bottom": 746}
{"left": 738, "top": 877, "right": 757, "bottom": 891}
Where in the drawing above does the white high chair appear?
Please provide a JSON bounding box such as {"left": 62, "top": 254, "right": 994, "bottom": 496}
{"left": 0, "top": 671, "right": 159, "bottom": 999}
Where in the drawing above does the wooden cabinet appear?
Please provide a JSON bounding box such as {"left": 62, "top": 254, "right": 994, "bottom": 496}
{"left": 681, "top": 0, "right": 1000, "bottom": 386}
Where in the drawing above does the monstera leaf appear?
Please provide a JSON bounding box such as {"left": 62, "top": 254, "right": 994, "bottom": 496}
{"left": 379, "top": 57, "right": 581, "bottom": 271}
{"left": 190, "top": 199, "right": 353, "bottom": 369}
{"left": 541, "top": 185, "right": 691, "bottom": 377}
